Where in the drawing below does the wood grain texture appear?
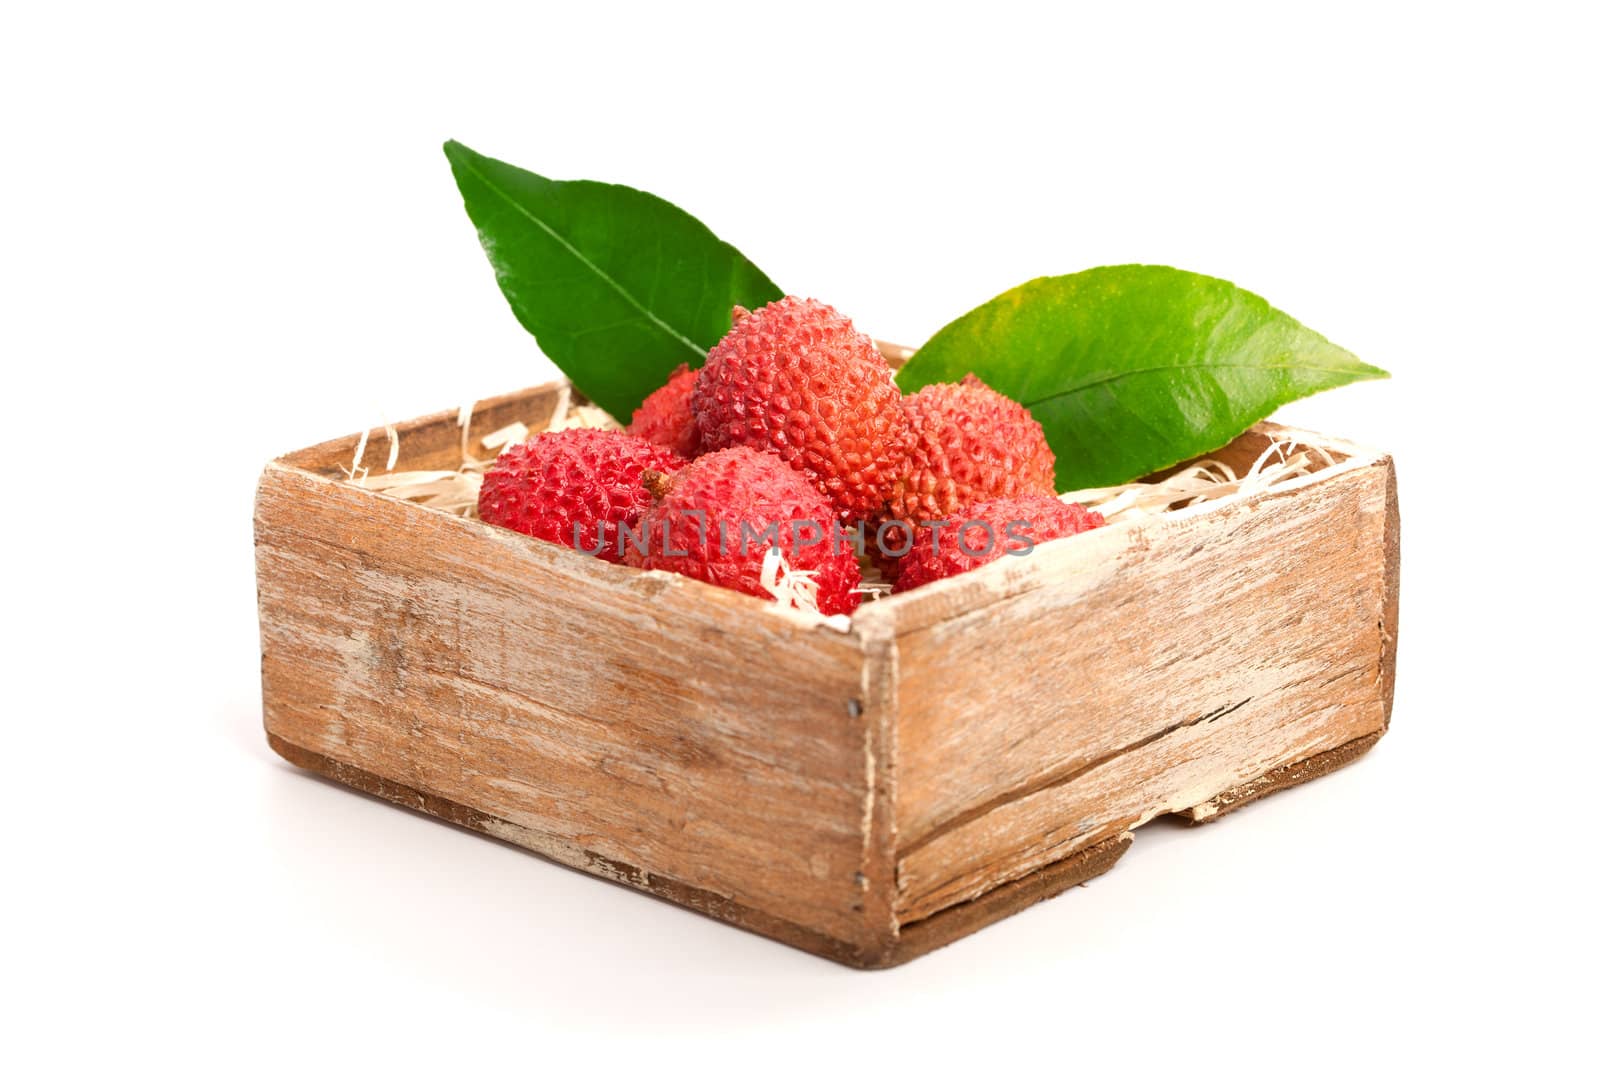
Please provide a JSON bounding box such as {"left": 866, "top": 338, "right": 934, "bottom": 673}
{"left": 266, "top": 734, "right": 873, "bottom": 965}
{"left": 256, "top": 378, "right": 1398, "bottom": 967}
{"left": 881, "top": 455, "right": 1397, "bottom": 923}
{"left": 256, "top": 463, "right": 877, "bottom": 949}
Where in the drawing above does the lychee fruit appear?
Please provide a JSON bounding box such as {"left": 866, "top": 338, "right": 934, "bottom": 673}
{"left": 875, "top": 374, "right": 1057, "bottom": 567}
{"left": 692, "top": 296, "right": 910, "bottom": 524}
{"left": 477, "top": 428, "right": 686, "bottom": 564}
{"left": 892, "top": 494, "right": 1104, "bottom": 593}
{"left": 623, "top": 446, "right": 862, "bottom": 615}
{"left": 627, "top": 363, "right": 700, "bottom": 456}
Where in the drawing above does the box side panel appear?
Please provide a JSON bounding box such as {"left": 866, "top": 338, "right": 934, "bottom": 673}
{"left": 889, "top": 459, "right": 1395, "bottom": 923}
{"left": 277, "top": 382, "right": 569, "bottom": 477}
{"left": 255, "top": 465, "right": 873, "bottom": 946}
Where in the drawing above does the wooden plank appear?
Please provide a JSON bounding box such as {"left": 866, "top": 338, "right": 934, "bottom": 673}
{"left": 266, "top": 734, "right": 872, "bottom": 966}
{"left": 255, "top": 463, "right": 876, "bottom": 947}
{"left": 880, "top": 457, "right": 1396, "bottom": 923}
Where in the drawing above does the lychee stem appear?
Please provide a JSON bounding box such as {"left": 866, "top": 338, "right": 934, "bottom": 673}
{"left": 730, "top": 305, "right": 751, "bottom": 325}
{"left": 641, "top": 468, "right": 673, "bottom": 501}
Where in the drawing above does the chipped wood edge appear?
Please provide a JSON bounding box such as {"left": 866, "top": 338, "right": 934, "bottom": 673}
{"left": 884, "top": 832, "right": 1132, "bottom": 967}
{"left": 1174, "top": 729, "right": 1385, "bottom": 824}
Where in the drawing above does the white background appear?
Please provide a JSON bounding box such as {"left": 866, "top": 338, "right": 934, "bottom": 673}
{"left": 4, "top": 2, "right": 1596, "bottom": 1062}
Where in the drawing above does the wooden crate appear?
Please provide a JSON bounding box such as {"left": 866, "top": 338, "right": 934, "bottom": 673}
{"left": 255, "top": 378, "right": 1398, "bottom": 968}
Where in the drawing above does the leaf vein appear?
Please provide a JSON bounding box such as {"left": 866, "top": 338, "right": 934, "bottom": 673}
{"left": 457, "top": 154, "right": 705, "bottom": 359}
{"left": 1021, "top": 362, "right": 1377, "bottom": 407}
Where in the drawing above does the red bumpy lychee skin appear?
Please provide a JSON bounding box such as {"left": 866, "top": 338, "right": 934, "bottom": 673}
{"left": 692, "top": 296, "right": 910, "bottom": 524}
{"left": 623, "top": 446, "right": 862, "bottom": 615}
{"left": 876, "top": 374, "right": 1057, "bottom": 567}
{"left": 891, "top": 494, "right": 1105, "bottom": 593}
{"left": 627, "top": 363, "right": 701, "bottom": 457}
{"left": 477, "top": 428, "right": 686, "bottom": 565}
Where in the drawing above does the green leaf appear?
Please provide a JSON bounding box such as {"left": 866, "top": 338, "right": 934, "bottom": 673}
{"left": 897, "top": 265, "right": 1389, "bottom": 491}
{"left": 443, "top": 140, "right": 783, "bottom": 420}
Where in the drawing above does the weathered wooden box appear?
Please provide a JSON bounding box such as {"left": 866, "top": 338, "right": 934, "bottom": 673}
{"left": 255, "top": 378, "right": 1398, "bottom": 968}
